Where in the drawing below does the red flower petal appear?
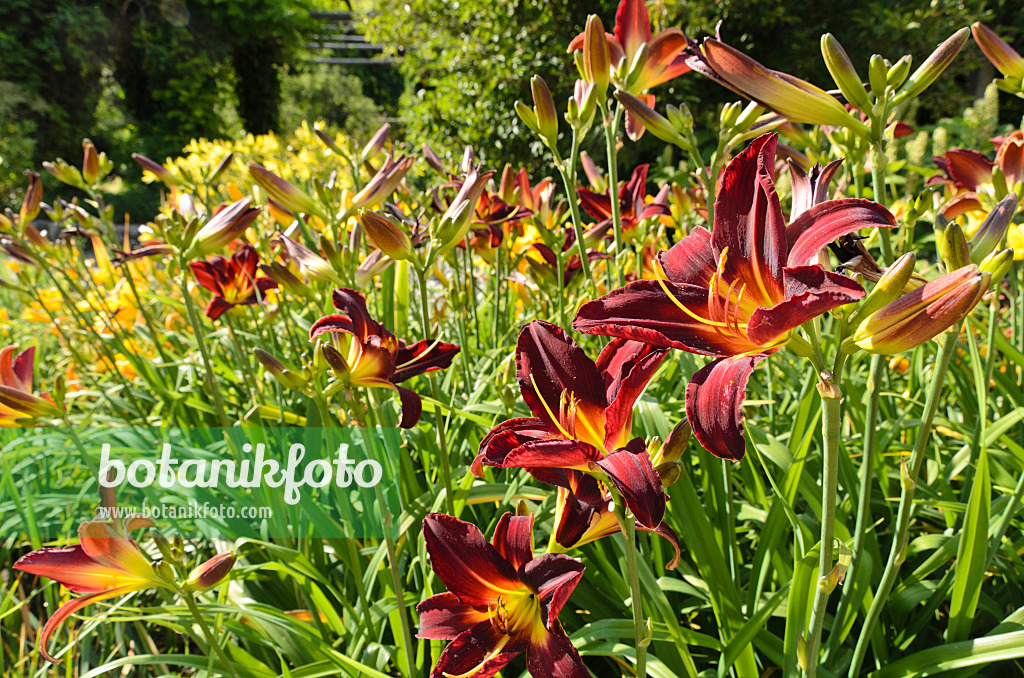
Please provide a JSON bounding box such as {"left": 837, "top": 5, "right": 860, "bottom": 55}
{"left": 595, "top": 338, "right": 666, "bottom": 449}
{"left": 516, "top": 321, "right": 607, "bottom": 429}
{"left": 525, "top": 620, "right": 591, "bottom": 678}
{"left": 430, "top": 621, "right": 522, "bottom": 678}
{"left": 711, "top": 133, "right": 787, "bottom": 307}
{"left": 416, "top": 592, "right": 489, "bottom": 641}
{"left": 656, "top": 226, "right": 717, "bottom": 287}
{"left": 473, "top": 417, "right": 550, "bottom": 476}
{"left": 745, "top": 266, "right": 864, "bottom": 346}
{"left": 392, "top": 340, "right": 460, "bottom": 383}
{"left": 492, "top": 512, "right": 535, "bottom": 572}
{"left": 944, "top": 149, "right": 994, "bottom": 191}
{"left": 37, "top": 585, "right": 142, "bottom": 663}
{"left": 309, "top": 313, "right": 356, "bottom": 340}
{"left": 686, "top": 355, "right": 764, "bottom": 461}
{"left": 594, "top": 449, "right": 666, "bottom": 529}
{"left": 502, "top": 438, "right": 603, "bottom": 472}
{"left": 521, "top": 553, "right": 585, "bottom": 623}
{"left": 615, "top": 0, "right": 651, "bottom": 60}
{"left": 396, "top": 386, "right": 422, "bottom": 429}
{"left": 786, "top": 198, "right": 896, "bottom": 267}
{"left": 574, "top": 280, "right": 757, "bottom": 356}
{"left": 422, "top": 513, "right": 522, "bottom": 606}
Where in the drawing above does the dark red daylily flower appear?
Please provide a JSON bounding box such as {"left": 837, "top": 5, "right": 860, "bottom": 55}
{"left": 574, "top": 133, "right": 896, "bottom": 460}
{"left": 418, "top": 512, "right": 591, "bottom": 678}
{"left": 310, "top": 288, "right": 459, "bottom": 428}
{"left": 568, "top": 0, "right": 691, "bottom": 139}
{"left": 930, "top": 131, "right": 1024, "bottom": 217}
{"left": 473, "top": 321, "right": 680, "bottom": 566}
{"left": 189, "top": 244, "right": 277, "bottom": 320}
{"left": 578, "top": 164, "right": 670, "bottom": 239}
{"left": 14, "top": 518, "right": 169, "bottom": 662}
{"left": 527, "top": 230, "right": 607, "bottom": 289}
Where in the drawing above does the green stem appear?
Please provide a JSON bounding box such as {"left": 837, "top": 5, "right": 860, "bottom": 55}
{"left": 181, "top": 589, "right": 239, "bottom": 678}
{"left": 805, "top": 375, "right": 842, "bottom": 677}
{"left": 612, "top": 494, "right": 646, "bottom": 678}
{"left": 415, "top": 265, "right": 454, "bottom": 515}
{"left": 826, "top": 353, "right": 884, "bottom": 659}
{"left": 870, "top": 143, "right": 893, "bottom": 265}
{"left": 601, "top": 100, "right": 625, "bottom": 287}
{"left": 847, "top": 331, "right": 959, "bottom": 676}
{"left": 553, "top": 132, "right": 597, "bottom": 295}
{"left": 179, "top": 265, "right": 231, "bottom": 427}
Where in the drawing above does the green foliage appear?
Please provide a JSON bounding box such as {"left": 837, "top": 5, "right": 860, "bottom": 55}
{"left": 278, "top": 63, "right": 383, "bottom": 139}
{"left": 367, "top": 0, "right": 620, "bottom": 170}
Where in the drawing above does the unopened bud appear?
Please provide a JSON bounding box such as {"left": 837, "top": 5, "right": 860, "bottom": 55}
{"left": 868, "top": 54, "right": 888, "bottom": 98}
{"left": 255, "top": 349, "right": 308, "bottom": 391}
{"left": 360, "top": 210, "right": 413, "bottom": 260}
{"left": 822, "top": 34, "right": 872, "bottom": 111}
{"left": 978, "top": 248, "right": 1013, "bottom": 285}
{"left": 249, "top": 164, "right": 328, "bottom": 220}
{"left": 361, "top": 123, "right": 391, "bottom": 161}
{"left": 895, "top": 28, "right": 970, "bottom": 104}
{"left": 887, "top": 55, "right": 912, "bottom": 89}
{"left": 615, "top": 91, "right": 688, "bottom": 148}
{"left": 184, "top": 552, "right": 236, "bottom": 590}
{"left": 853, "top": 252, "right": 917, "bottom": 324}
{"left": 531, "top": 75, "right": 559, "bottom": 146}
{"left": 583, "top": 15, "right": 610, "bottom": 97}
{"left": 18, "top": 172, "right": 42, "bottom": 226}
{"left": 938, "top": 220, "right": 971, "bottom": 270}
{"left": 970, "top": 193, "right": 1017, "bottom": 263}
{"left": 82, "top": 140, "right": 100, "bottom": 185}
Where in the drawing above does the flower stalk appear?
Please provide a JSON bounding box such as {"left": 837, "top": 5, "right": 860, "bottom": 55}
{"left": 848, "top": 330, "right": 960, "bottom": 675}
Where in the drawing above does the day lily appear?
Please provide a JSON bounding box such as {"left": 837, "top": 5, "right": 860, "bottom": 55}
{"left": 13, "top": 518, "right": 170, "bottom": 662}
{"left": 473, "top": 321, "right": 680, "bottom": 564}
{"left": 578, "top": 164, "right": 670, "bottom": 239}
{"left": 526, "top": 233, "right": 606, "bottom": 290}
{"left": 349, "top": 154, "right": 415, "bottom": 212}
{"left": 189, "top": 244, "right": 277, "bottom": 320}
{"left": 249, "top": 163, "right": 328, "bottom": 220}
{"left": 686, "top": 35, "right": 869, "bottom": 137}
{"left": 310, "top": 288, "right": 459, "bottom": 427}
{"left": 0, "top": 344, "right": 61, "bottom": 424}
{"left": 185, "top": 197, "right": 260, "bottom": 259}
{"left": 574, "top": 133, "right": 896, "bottom": 460}
{"left": 972, "top": 22, "right": 1024, "bottom": 97}
{"left": 568, "top": 0, "right": 691, "bottom": 139}
{"left": 930, "top": 131, "right": 1024, "bottom": 218}
{"left": 851, "top": 265, "right": 990, "bottom": 354}
{"left": 418, "top": 512, "right": 591, "bottom": 678}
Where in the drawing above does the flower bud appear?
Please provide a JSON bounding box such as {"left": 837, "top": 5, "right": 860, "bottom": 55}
{"left": 249, "top": 164, "right": 328, "bottom": 220}
{"left": 531, "top": 75, "right": 559, "bottom": 147}
{"left": 701, "top": 39, "right": 869, "bottom": 135}
{"left": 255, "top": 349, "right": 309, "bottom": 391}
{"left": 272, "top": 233, "right": 342, "bottom": 284}
{"left": 937, "top": 219, "right": 971, "bottom": 270}
{"left": 653, "top": 418, "right": 691, "bottom": 467}
{"left": 210, "top": 152, "right": 235, "bottom": 183}
{"left": 569, "top": 79, "right": 598, "bottom": 130}
{"left": 895, "top": 27, "right": 970, "bottom": 104}
{"left": 18, "top": 172, "right": 41, "bottom": 227}
{"left": 43, "top": 159, "right": 85, "bottom": 190}
{"left": 852, "top": 265, "right": 988, "bottom": 354}
{"left": 887, "top": 55, "right": 912, "bottom": 89}
{"left": 978, "top": 248, "right": 1013, "bottom": 284}
{"left": 360, "top": 210, "right": 413, "bottom": 261}
{"left": 361, "top": 123, "right": 391, "bottom": 161}
{"left": 868, "top": 54, "right": 888, "bottom": 97}
{"left": 515, "top": 100, "right": 541, "bottom": 137}
{"left": 970, "top": 193, "right": 1017, "bottom": 264}
{"left": 184, "top": 552, "right": 236, "bottom": 590}
{"left": 720, "top": 101, "right": 742, "bottom": 130}
{"left": 186, "top": 198, "right": 259, "bottom": 259}
{"left": 656, "top": 462, "right": 683, "bottom": 488}
{"left": 82, "top": 140, "right": 100, "bottom": 185}
{"left": 972, "top": 22, "right": 1024, "bottom": 79}
{"left": 666, "top": 103, "right": 694, "bottom": 134}
{"left": 132, "top": 153, "right": 187, "bottom": 187}
{"left": 315, "top": 128, "right": 346, "bottom": 156}
{"left": 821, "top": 34, "right": 872, "bottom": 111}
{"left": 434, "top": 165, "right": 494, "bottom": 254}
{"left": 615, "top": 91, "right": 689, "bottom": 148}
{"left": 852, "top": 252, "right": 917, "bottom": 324}
{"left": 351, "top": 155, "right": 415, "bottom": 212}
{"left": 583, "top": 15, "right": 610, "bottom": 98}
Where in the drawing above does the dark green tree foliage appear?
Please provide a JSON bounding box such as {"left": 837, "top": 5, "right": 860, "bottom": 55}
{"left": 367, "top": 0, "right": 620, "bottom": 171}
{"left": 0, "top": 1, "right": 111, "bottom": 160}
{"left": 371, "top": 0, "right": 1024, "bottom": 172}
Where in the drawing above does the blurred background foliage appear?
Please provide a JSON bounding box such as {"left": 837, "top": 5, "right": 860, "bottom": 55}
{"left": 1, "top": 0, "right": 1023, "bottom": 219}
